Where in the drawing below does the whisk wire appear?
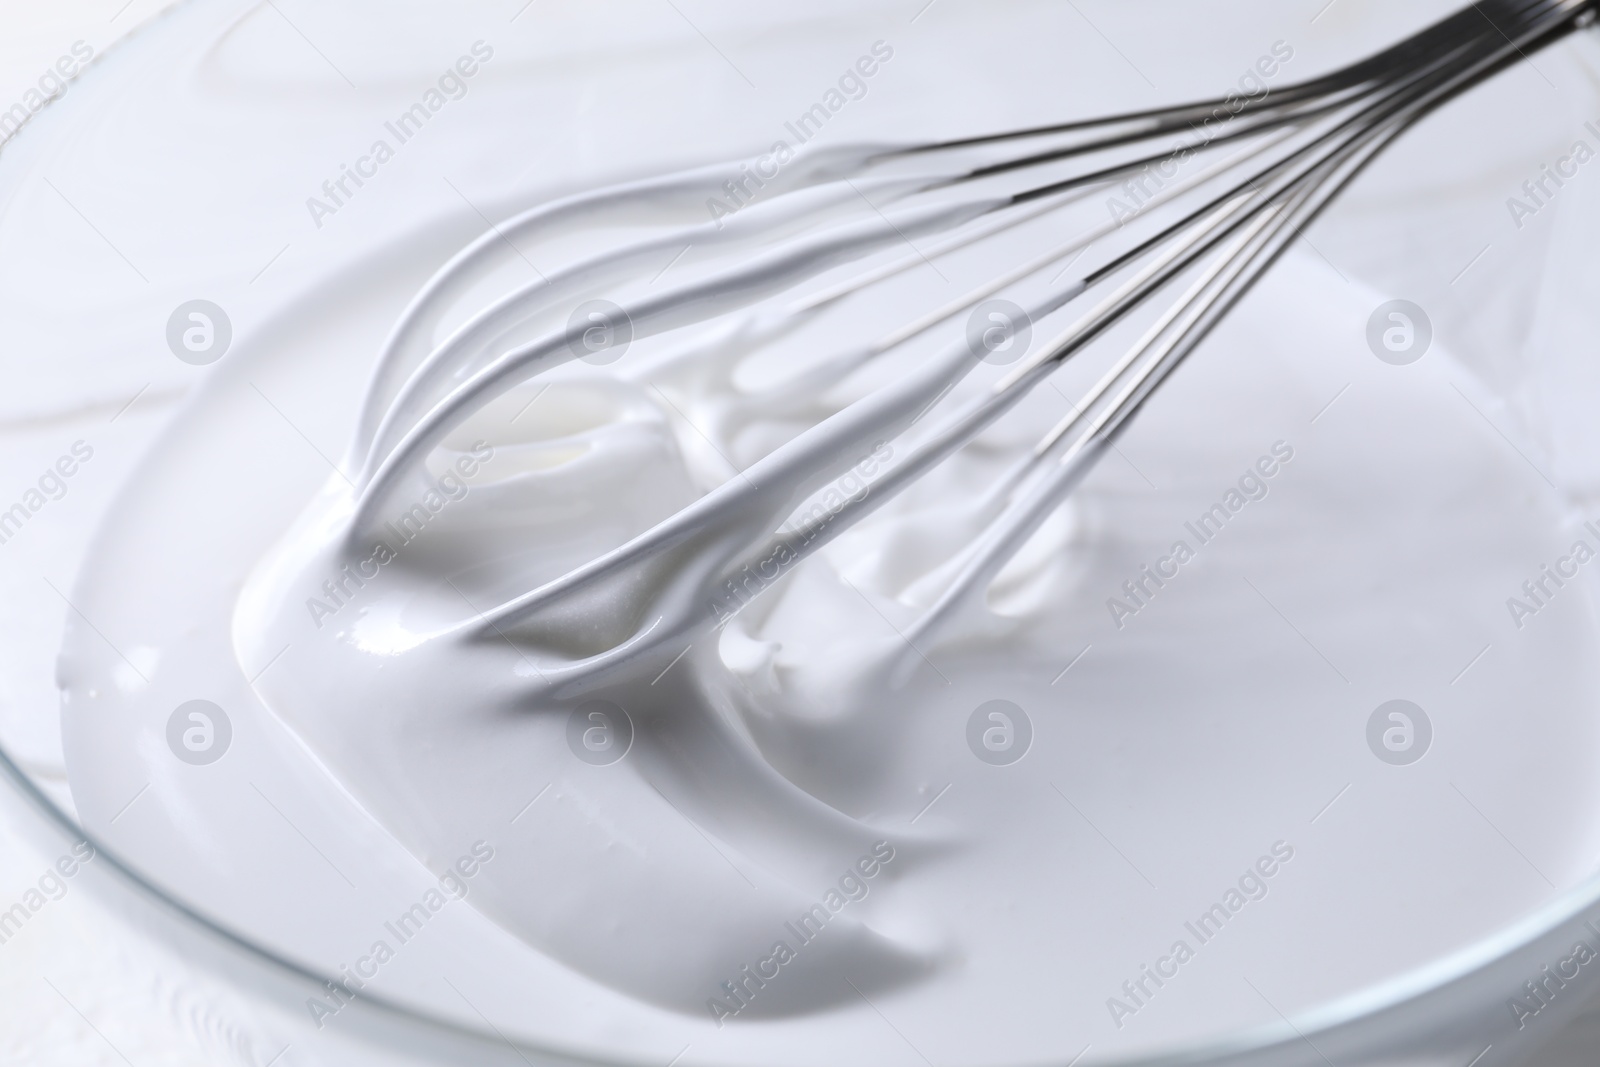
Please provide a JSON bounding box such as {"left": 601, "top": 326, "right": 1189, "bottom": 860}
{"left": 331, "top": 0, "right": 1596, "bottom": 692}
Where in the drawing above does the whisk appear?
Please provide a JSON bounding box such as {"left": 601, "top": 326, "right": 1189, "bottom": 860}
{"left": 335, "top": 0, "right": 1597, "bottom": 698}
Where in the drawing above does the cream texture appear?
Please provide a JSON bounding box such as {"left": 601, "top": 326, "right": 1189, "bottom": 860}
{"left": 8, "top": 2, "right": 1600, "bottom": 1066}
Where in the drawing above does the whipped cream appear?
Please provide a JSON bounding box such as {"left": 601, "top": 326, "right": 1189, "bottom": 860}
{"left": 34, "top": 3, "right": 1600, "bottom": 1065}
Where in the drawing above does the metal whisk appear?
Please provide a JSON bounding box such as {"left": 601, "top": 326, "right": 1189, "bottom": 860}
{"left": 338, "top": 0, "right": 1597, "bottom": 697}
